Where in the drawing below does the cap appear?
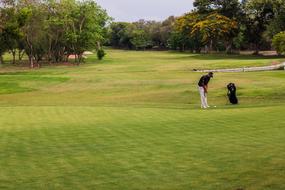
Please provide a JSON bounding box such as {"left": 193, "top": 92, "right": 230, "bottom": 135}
{"left": 208, "top": 72, "right": 214, "bottom": 78}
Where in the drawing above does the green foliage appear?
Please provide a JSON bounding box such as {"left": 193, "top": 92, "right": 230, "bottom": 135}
{"left": 194, "top": 0, "right": 242, "bottom": 18}
{"left": 263, "top": 0, "right": 285, "bottom": 40}
{"left": 108, "top": 18, "right": 175, "bottom": 50}
{"left": 0, "top": 7, "right": 23, "bottom": 61}
{"left": 272, "top": 31, "right": 285, "bottom": 55}
{"left": 130, "top": 29, "right": 152, "bottom": 50}
{"left": 62, "top": 0, "right": 110, "bottom": 62}
{"left": 0, "top": 0, "right": 110, "bottom": 66}
{"left": 21, "top": 4, "right": 48, "bottom": 66}
{"left": 2, "top": 0, "right": 285, "bottom": 64}
{"left": 193, "top": 0, "right": 214, "bottom": 14}
{"left": 167, "top": 31, "right": 188, "bottom": 51}
{"left": 106, "top": 0, "right": 285, "bottom": 54}
{"left": 233, "top": 25, "right": 247, "bottom": 49}
{"left": 109, "top": 22, "right": 134, "bottom": 48}
{"left": 244, "top": 0, "right": 277, "bottom": 53}
{"left": 97, "top": 48, "right": 106, "bottom": 60}
{"left": 159, "top": 16, "right": 176, "bottom": 48}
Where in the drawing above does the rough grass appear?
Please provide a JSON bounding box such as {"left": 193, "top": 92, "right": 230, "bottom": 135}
{"left": 0, "top": 49, "right": 284, "bottom": 190}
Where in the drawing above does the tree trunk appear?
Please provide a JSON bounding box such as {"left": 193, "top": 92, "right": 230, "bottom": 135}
{"left": 195, "top": 48, "right": 201, "bottom": 53}
{"left": 29, "top": 55, "right": 34, "bottom": 68}
{"left": 18, "top": 51, "right": 21, "bottom": 61}
{"left": 74, "top": 54, "right": 79, "bottom": 65}
{"left": 30, "top": 47, "right": 34, "bottom": 68}
{"left": 225, "top": 41, "right": 232, "bottom": 54}
{"left": 77, "top": 54, "right": 81, "bottom": 64}
{"left": 65, "top": 54, "right": 69, "bottom": 62}
{"left": 48, "top": 37, "right": 52, "bottom": 64}
{"left": 0, "top": 55, "right": 3, "bottom": 65}
{"left": 205, "top": 45, "right": 209, "bottom": 53}
{"left": 18, "top": 50, "right": 24, "bottom": 61}
{"left": 180, "top": 43, "right": 185, "bottom": 52}
{"left": 12, "top": 50, "right": 16, "bottom": 64}
{"left": 36, "top": 58, "right": 41, "bottom": 68}
{"left": 253, "top": 43, "right": 260, "bottom": 55}
{"left": 209, "top": 39, "right": 213, "bottom": 53}
{"left": 26, "top": 37, "right": 34, "bottom": 68}
{"left": 97, "top": 41, "right": 101, "bottom": 50}
{"left": 226, "top": 46, "right": 231, "bottom": 54}
{"left": 47, "top": 48, "right": 52, "bottom": 64}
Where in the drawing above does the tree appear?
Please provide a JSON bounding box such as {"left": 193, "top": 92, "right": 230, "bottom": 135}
{"left": 130, "top": 29, "right": 152, "bottom": 50}
{"left": 132, "top": 20, "right": 159, "bottom": 49}
{"left": 0, "top": 0, "right": 32, "bottom": 65}
{"left": 0, "top": 1, "right": 22, "bottom": 64}
{"left": 109, "top": 22, "right": 133, "bottom": 49}
{"left": 244, "top": 0, "right": 275, "bottom": 54}
{"left": 19, "top": 4, "right": 48, "bottom": 68}
{"left": 146, "top": 21, "right": 162, "bottom": 48}
{"left": 108, "top": 19, "right": 175, "bottom": 50}
{"left": 191, "top": 13, "right": 238, "bottom": 53}
{"left": 174, "top": 12, "right": 204, "bottom": 52}
{"left": 160, "top": 16, "right": 176, "bottom": 49}
{"left": 0, "top": 0, "right": 110, "bottom": 66}
{"left": 194, "top": 0, "right": 242, "bottom": 18}
{"left": 193, "top": 0, "right": 214, "bottom": 14}
{"left": 63, "top": 0, "right": 110, "bottom": 64}
{"left": 0, "top": 37, "right": 7, "bottom": 64}
{"left": 272, "top": 31, "right": 285, "bottom": 55}
{"left": 168, "top": 31, "right": 193, "bottom": 51}
{"left": 263, "top": 0, "right": 285, "bottom": 41}
{"left": 43, "top": 1, "right": 69, "bottom": 63}
{"left": 0, "top": 7, "right": 7, "bottom": 64}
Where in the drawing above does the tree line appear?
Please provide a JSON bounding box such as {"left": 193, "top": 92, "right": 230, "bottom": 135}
{"left": 1, "top": 0, "right": 285, "bottom": 68}
{"left": 0, "top": 0, "right": 110, "bottom": 67}
{"left": 107, "top": 0, "right": 285, "bottom": 55}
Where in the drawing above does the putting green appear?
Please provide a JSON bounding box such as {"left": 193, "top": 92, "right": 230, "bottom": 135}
{"left": 0, "top": 50, "right": 284, "bottom": 189}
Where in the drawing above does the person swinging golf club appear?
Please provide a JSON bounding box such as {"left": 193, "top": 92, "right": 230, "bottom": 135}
{"left": 198, "top": 72, "right": 214, "bottom": 109}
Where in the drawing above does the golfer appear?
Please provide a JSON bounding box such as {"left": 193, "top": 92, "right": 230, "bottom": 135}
{"left": 198, "top": 72, "right": 214, "bottom": 109}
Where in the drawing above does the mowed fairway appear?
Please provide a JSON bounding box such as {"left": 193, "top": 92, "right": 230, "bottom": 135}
{"left": 0, "top": 50, "right": 285, "bottom": 190}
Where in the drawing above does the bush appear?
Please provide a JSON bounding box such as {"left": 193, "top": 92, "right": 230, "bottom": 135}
{"left": 272, "top": 31, "right": 285, "bottom": 55}
{"left": 97, "top": 49, "right": 106, "bottom": 60}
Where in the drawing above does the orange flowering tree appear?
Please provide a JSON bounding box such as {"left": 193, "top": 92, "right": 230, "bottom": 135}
{"left": 174, "top": 12, "right": 204, "bottom": 52}
{"left": 191, "top": 13, "right": 238, "bottom": 53}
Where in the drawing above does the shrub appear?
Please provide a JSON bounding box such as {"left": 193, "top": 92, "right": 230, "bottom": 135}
{"left": 272, "top": 31, "right": 285, "bottom": 55}
{"left": 97, "top": 49, "right": 106, "bottom": 60}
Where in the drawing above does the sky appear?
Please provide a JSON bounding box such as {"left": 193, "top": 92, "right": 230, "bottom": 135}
{"left": 96, "top": 0, "right": 194, "bottom": 22}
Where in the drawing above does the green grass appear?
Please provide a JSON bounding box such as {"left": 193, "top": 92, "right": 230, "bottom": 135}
{"left": 0, "top": 49, "right": 284, "bottom": 190}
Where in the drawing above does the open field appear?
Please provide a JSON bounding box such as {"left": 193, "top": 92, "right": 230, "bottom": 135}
{"left": 0, "top": 50, "right": 285, "bottom": 189}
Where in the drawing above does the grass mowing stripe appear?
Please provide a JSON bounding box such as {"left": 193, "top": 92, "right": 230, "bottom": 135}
{"left": 0, "top": 106, "right": 284, "bottom": 189}
{"left": 1, "top": 49, "right": 284, "bottom": 189}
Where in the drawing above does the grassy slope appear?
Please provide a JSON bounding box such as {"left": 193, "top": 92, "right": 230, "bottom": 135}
{"left": 0, "top": 49, "right": 284, "bottom": 190}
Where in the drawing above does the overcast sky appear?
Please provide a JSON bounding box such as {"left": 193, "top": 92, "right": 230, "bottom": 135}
{"left": 96, "top": 0, "right": 194, "bottom": 22}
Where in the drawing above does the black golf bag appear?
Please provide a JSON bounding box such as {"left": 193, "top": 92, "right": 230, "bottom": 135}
{"left": 227, "top": 83, "right": 238, "bottom": 104}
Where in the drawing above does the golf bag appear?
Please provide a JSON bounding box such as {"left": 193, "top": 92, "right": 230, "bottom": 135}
{"left": 227, "top": 83, "right": 238, "bottom": 104}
